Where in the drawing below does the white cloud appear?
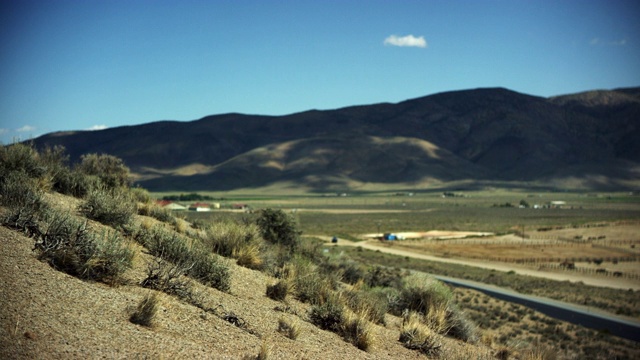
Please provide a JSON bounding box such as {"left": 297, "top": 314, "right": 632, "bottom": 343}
{"left": 590, "top": 37, "right": 627, "bottom": 46}
{"left": 384, "top": 34, "right": 427, "bottom": 48}
{"left": 87, "top": 124, "right": 108, "bottom": 131}
{"left": 0, "top": 128, "right": 8, "bottom": 135}
{"left": 16, "top": 125, "right": 36, "bottom": 132}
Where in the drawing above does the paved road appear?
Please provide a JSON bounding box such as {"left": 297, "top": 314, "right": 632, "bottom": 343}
{"left": 319, "top": 237, "right": 640, "bottom": 341}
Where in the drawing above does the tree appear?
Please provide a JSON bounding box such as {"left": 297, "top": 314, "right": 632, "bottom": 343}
{"left": 256, "top": 208, "right": 301, "bottom": 251}
{"left": 77, "top": 153, "right": 132, "bottom": 189}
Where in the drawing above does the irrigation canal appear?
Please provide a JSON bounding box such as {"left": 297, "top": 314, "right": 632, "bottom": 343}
{"left": 434, "top": 275, "right": 640, "bottom": 342}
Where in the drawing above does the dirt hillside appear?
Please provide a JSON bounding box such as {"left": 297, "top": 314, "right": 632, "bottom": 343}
{"left": 0, "top": 217, "right": 494, "bottom": 359}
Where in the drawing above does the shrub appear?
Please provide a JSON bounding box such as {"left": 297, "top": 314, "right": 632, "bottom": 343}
{"left": 395, "top": 273, "right": 453, "bottom": 315}
{"left": 76, "top": 153, "right": 132, "bottom": 189}
{"left": 291, "top": 257, "right": 332, "bottom": 305}
{"left": 309, "top": 293, "right": 345, "bottom": 332}
{"left": 141, "top": 257, "right": 193, "bottom": 300}
{"left": 0, "top": 143, "right": 46, "bottom": 183}
{"left": 130, "top": 293, "right": 159, "bottom": 327}
{"left": 341, "top": 309, "right": 375, "bottom": 351}
{"left": 343, "top": 287, "right": 388, "bottom": 325}
{"left": 130, "top": 187, "right": 151, "bottom": 203}
{"left": 187, "top": 248, "right": 231, "bottom": 292}
{"left": 35, "top": 210, "right": 133, "bottom": 283}
{"left": 445, "top": 306, "right": 479, "bottom": 343}
{"left": 366, "top": 266, "right": 406, "bottom": 289}
{"left": 79, "top": 187, "right": 136, "bottom": 228}
{"left": 205, "top": 220, "right": 264, "bottom": 269}
{"left": 234, "top": 243, "right": 262, "bottom": 269}
{"left": 256, "top": 208, "right": 300, "bottom": 251}
{"left": 399, "top": 311, "right": 442, "bottom": 356}
{"left": 278, "top": 316, "right": 301, "bottom": 340}
{"left": 266, "top": 279, "right": 293, "bottom": 301}
{"left": 143, "top": 226, "right": 231, "bottom": 292}
{"left": 0, "top": 170, "right": 47, "bottom": 217}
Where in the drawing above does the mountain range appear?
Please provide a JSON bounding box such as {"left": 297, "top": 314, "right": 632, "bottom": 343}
{"left": 30, "top": 87, "right": 640, "bottom": 192}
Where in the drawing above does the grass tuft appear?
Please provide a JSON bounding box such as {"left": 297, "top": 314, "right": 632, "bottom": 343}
{"left": 278, "top": 316, "right": 301, "bottom": 340}
{"left": 130, "top": 293, "right": 159, "bottom": 327}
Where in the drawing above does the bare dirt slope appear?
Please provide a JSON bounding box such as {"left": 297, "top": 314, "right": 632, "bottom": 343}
{"left": 0, "top": 225, "right": 494, "bottom": 359}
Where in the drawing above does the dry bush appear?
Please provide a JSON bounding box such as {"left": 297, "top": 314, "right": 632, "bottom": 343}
{"left": 129, "top": 293, "right": 159, "bottom": 327}
{"left": 343, "top": 286, "right": 388, "bottom": 325}
{"left": 399, "top": 311, "right": 442, "bottom": 356}
{"left": 266, "top": 279, "right": 294, "bottom": 302}
{"left": 234, "top": 242, "right": 263, "bottom": 269}
{"left": 277, "top": 316, "right": 301, "bottom": 340}
{"left": 141, "top": 258, "right": 194, "bottom": 300}
{"left": 290, "top": 258, "right": 332, "bottom": 305}
{"left": 341, "top": 309, "right": 376, "bottom": 351}
{"left": 257, "top": 339, "right": 272, "bottom": 360}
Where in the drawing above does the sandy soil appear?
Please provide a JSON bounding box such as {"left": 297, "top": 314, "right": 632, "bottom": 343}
{"left": 0, "top": 224, "right": 494, "bottom": 359}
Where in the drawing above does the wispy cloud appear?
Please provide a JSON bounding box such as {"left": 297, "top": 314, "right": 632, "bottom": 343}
{"left": 0, "top": 128, "right": 8, "bottom": 135}
{"left": 590, "top": 37, "right": 627, "bottom": 46}
{"left": 87, "top": 124, "right": 108, "bottom": 131}
{"left": 16, "top": 125, "right": 36, "bottom": 132}
{"left": 384, "top": 34, "right": 427, "bottom": 48}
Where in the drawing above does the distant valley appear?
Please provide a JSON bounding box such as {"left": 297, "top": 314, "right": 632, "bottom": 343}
{"left": 31, "top": 87, "right": 640, "bottom": 192}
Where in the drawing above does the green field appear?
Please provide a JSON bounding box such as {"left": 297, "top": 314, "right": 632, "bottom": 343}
{"left": 166, "top": 189, "right": 640, "bottom": 238}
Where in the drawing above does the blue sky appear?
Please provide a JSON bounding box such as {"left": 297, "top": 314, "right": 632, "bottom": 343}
{"left": 1, "top": 0, "right": 639, "bottom": 144}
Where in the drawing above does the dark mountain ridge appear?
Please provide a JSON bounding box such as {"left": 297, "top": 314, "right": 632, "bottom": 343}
{"left": 30, "top": 87, "right": 640, "bottom": 191}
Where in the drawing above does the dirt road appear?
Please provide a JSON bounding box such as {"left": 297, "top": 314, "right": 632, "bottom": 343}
{"left": 319, "top": 237, "right": 640, "bottom": 290}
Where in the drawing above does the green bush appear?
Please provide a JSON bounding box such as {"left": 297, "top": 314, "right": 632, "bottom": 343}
{"left": 76, "top": 153, "right": 132, "bottom": 189}
{"left": 79, "top": 187, "right": 136, "bottom": 228}
{"left": 256, "top": 208, "right": 301, "bottom": 251}
{"left": 35, "top": 210, "right": 133, "bottom": 283}
{"left": 139, "top": 226, "right": 231, "bottom": 292}
{"left": 343, "top": 287, "right": 388, "bottom": 325}
{"left": 366, "top": 266, "right": 406, "bottom": 289}
{"left": 395, "top": 273, "right": 453, "bottom": 315}
{"left": 309, "top": 293, "right": 345, "bottom": 332}
{"left": 290, "top": 257, "right": 332, "bottom": 305}
{"left": 0, "top": 143, "right": 46, "bottom": 183}
{"left": 130, "top": 187, "right": 151, "bottom": 203}
{"left": 187, "top": 248, "right": 231, "bottom": 292}
{"left": 0, "top": 170, "right": 47, "bottom": 215}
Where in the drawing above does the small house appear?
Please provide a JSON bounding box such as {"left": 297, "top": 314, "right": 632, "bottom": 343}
{"left": 156, "top": 200, "right": 186, "bottom": 211}
{"left": 189, "top": 202, "right": 212, "bottom": 212}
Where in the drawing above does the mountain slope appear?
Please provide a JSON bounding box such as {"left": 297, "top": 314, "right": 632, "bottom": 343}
{"left": 31, "top": 87, "right": 640, "bottom": 191}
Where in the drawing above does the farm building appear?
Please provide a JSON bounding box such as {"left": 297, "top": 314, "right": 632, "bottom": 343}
{"left": 548, "top": 201, "right": 567, "bottom": 208}
{"left": 156, "top": 200, "right": 186, "bottom": 211}
{"left": 188, "top": 202, "right": 212, "bottom": 212}
{"left": 164, "top": 203, "right": 187, "bottom": 211}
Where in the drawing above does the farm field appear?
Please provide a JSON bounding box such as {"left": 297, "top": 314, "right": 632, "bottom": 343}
{"left": 177, "top": 189, "right": 640, "bottom": 311}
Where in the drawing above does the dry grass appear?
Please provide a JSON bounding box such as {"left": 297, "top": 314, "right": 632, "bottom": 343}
{"left": 277, "top": 316, "right": 301, "bottom": 340}
{"left": 129, "top": 293, "right": 159, "bottom": 327}
{"left": 399, "top": 311, "right": 442, "bottom": 356}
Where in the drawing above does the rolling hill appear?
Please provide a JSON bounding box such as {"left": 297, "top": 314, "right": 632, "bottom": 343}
{"left": 30, "top": 87, "right": 640, "bottom": 192}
